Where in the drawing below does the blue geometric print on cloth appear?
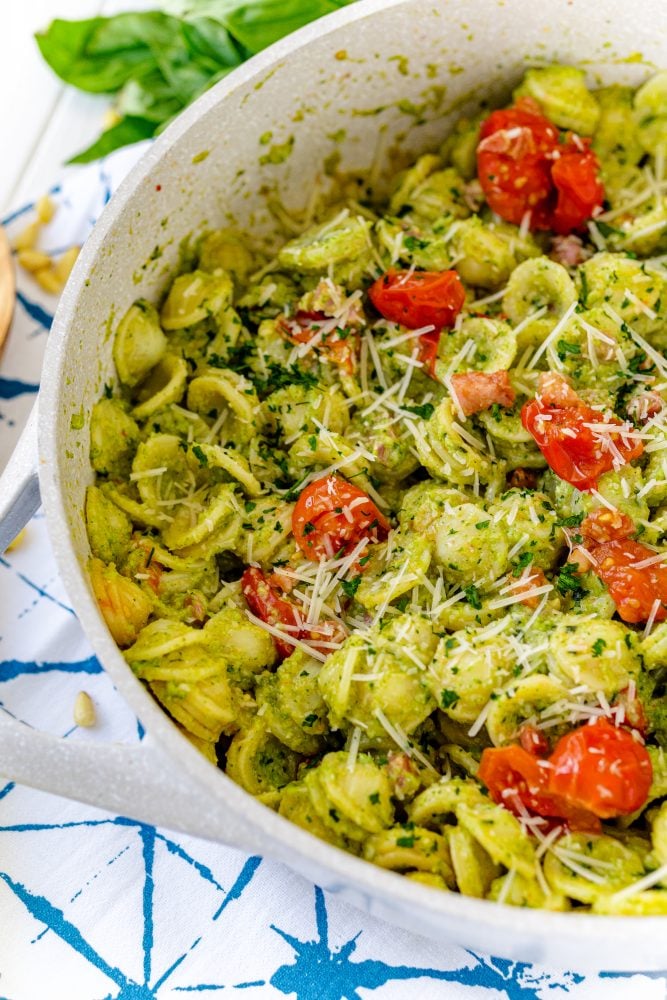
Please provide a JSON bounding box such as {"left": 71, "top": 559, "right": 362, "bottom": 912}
{"left": 1, "top": 151, "right": 666, "bottom": 1000}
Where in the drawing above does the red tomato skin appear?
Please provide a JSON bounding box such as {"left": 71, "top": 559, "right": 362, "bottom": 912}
{"left": 519, "top": 722, "right": 550, "bottom": 757}
{"left": 547, "top": 719, "right": 653, "bottom": 818}
{"left": 478, "top": 745, "right": 558, "bottom": 815}
{"left": 476, "top": 101, "right": 604, "bottom": 233}
{"left": 589, "top": 539, "right": 667, "bottom": 624}
{"left": 292, "top": 475, "right": 390, "bottom": 562}
{"left": 450, "top": 370, "right": 515, "bottom": 416}
{"left": 368, "top": 270, "right": 465, "bottom": 330}
{"left": 417, "top": 328, "right": 441, "bottom": 378}
{"left": 241, "top": 567, "right": 301, "bottom": 660}
{"left": 477, "top": 98, "right": 558, "bottom": 227}
{"left": 581, "top": 509, "right": 635, "bottom": 544}
{"left": 550, "top": 140, "right": 605, "bottom": 235}
{"left": 241, "top": 567, "right": 346, "bottom": 659}
{"left": 521, "top": 395, "right": 643, "bottom": 492}
{"left": 478, "top": 745, "right": 600, "bottom": 831}
{"left": 278, "top": 311, "right": 359, "bottom": 375}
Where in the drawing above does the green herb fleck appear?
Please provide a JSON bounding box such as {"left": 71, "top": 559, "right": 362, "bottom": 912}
{"left": 440, "top": 689, "right": 460, "bottom": 709}
{"left": 340, "top": 576, "right": 361, "bottom": 599}
{"left": 464, "top": 584, "right": 482, "bottom": 610}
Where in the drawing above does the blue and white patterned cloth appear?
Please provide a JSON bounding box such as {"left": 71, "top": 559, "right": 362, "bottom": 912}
{"left": 0, "top": 153, "right": 665, "bottom": 1000}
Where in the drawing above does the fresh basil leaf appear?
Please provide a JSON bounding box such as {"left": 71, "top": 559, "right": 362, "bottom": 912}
{"left": 181, "top": 16, "right": 245, "bottom": 67}
{"left": 178, "top": 0, "right": 357, "bottom": 55}
{"left": 67, "top": 116, "right": 157, "bottom": 164}
{"left": 36, "top": 15, "right": 169, "bottom": 93}
{"left": 38, "top": 1, "right": 358, "bottom": 162}
{"left": 116, "top": 74, "right": 185, "bottom": 122}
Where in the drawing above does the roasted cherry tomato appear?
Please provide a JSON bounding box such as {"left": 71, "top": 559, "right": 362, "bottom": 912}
{"left": 580, "top": 509, "right": 635, "bottom": 544}
{"left": 278, "top": 310, "right": 359, "bottom": 375}
{"left": 548, "top": 718, "right": 652, "bottom": 818}
{"left": 368, "top": 269, "right": 465, "bottom": 331}
{"left": 476, "top": 98, "right": 604, "bottom": 233}
{"left": 588, "top": 538, "right": 667, "bottom": 624}
{"left": 518, "top": 722, "right": 550, "bottom": 757}
{"left": 521, "top": 376, "right": 643, "bottom": 491}
{"left": 241, "top": 567, "right": 343, "bottom": 660}
{"left": 478, "top": 744, "right": 600, "bottom": 831}
{"left": 478, "top": 744, "right": 558, "bottom": 815}
{"left": 241, "top": 566, "right": 304, "bottom": 659}
{"left": 450, "top": 370, "right": 515, "bottom": 416}
{"left": 292, "top": 475, "right": 390, "bottom": 562}
{"left": 416, "top": 327, "right": 441, "bottom": 378}
{"left": 550, "top": 138, "right": 605, "bottom": 235}
{"left": 476, "top": 98, "right": 559, "bottom": 227}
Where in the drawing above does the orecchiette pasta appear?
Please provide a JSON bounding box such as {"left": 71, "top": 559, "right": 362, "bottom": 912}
{"left": 86, "top": 66, "right": 667, "bottom": 915}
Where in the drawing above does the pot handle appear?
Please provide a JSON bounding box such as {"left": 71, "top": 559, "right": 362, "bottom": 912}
{"left": 0, "top": 710, "right": 265, "bottom": 852}
{"left": 0, "top": 401, "right": 41, "bottom": 554}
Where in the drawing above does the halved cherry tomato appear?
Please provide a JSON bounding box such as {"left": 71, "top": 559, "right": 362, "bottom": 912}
{"left": 518, "top": 722, "right": 550, "bottom": 757}
{"left": 278, "top": 310, "right": 359, "bottom": 375}
{"left": 476, "top": 99, "right": 604, "bottom": 233}
{"left": 450, "top": 370, "right": 515, "bottom": 416}
{"left": 416, "top": 327, "right": 441, "bottom": 378}
{"left": 521, "top": 376, "right": 643, "bottom": 491}
{"left": 548, "top": 718, "right": 652, "bottom": 818}
{"left": 550, "top": 138, "right": 605, "bottom": 235}
{"left": 478, "top": 744, "right": 600, "bottom": 831}
{"left": 580, "top": 509, "right": 635, "bottom": 544}
{"left": 587, "top": 538, "right": 667, "bottom": 624}
{"left": 292, "top": 475, "right": 390, "bottom": 562}
{"left": 476, "top": 98, "right": 558, "bottom": 227}
{"left": 479, "top": 744, "right": 558, "bottom": 815}
{"left": 242, "top": 566, "right": 303, "bottom": 659}
{"left": 241, "top": 567, "right": 344, "bottom": 660}
{"left": 368, "top": 269, "right": 465, "bottom": 330}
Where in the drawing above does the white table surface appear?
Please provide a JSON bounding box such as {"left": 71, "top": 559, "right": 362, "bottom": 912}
{"left": 1, "top": 0, "right": 154, "bottom": 214}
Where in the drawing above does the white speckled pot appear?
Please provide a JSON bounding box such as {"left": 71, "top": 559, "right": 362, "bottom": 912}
{"left": 1, "top": 0, "right": 666, "bottom": 971}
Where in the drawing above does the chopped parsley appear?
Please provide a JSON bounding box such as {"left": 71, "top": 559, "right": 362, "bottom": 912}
{"left": 512, "top": 551, "right": 534, "bottom": 576}
{"left": 557, "top": 340, "right": 581, "bottom": 361}
{"left": 464, "top": 584, "right": 482, "bottom": 610}
{"left": 555, "top": 512, "right": 584, "bottom": 528}
{"left": 556, "top": 563, "right": 587, "bottom": 601}
{"left": 402, "top": 402, "right": 435, "bottom": 420}
{"left": 440, "top": 689, "right": 460, "bottom": 709}
{"left": 340, "top": 576, "right": 362, "bottom": 599}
